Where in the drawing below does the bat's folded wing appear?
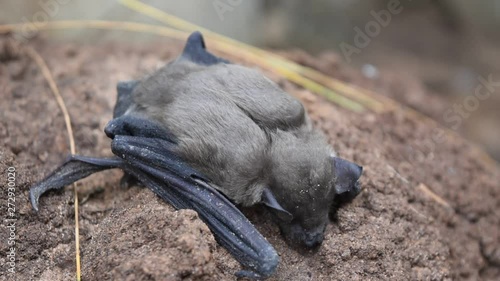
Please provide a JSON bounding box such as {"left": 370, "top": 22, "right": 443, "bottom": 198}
{"left": 28, "top": 136, "right": 278, "bottom": 279}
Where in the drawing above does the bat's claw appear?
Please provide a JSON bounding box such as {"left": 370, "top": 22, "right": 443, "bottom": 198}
{"left": 29, "top": 189, "right": 40, "bottom": 212}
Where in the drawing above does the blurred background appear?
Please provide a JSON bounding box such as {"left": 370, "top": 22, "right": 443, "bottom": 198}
{"left": 1, "top": 0, "right": 499, "bottom": 160}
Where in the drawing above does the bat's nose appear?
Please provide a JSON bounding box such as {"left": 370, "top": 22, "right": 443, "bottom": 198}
{"left": 304, "top": 232, "right": 323, "bottom": 248}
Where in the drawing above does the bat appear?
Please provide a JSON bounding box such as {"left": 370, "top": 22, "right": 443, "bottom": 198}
{"left": 29, "top": 31, "right": 363, "bottom": 279}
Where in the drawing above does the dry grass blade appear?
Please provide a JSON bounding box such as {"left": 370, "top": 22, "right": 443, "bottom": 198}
{"left": 125, "top": 2, "right": 500, "bottom": 169}
{"left": 417, "top": 183, "right": 452, "bottom": 209}
{"left": 24, "top": 46, "right": 81, "bottom": 281}
{"left": 0, "top": 20, "right": 186, "bottom": 39}
{"left": 1, "top": 20, "right": 497, "bottom": 167}
{"left": 117, "top": 1, "right": 500, "bottom": 167}
{"left": 0, "top": 19, "right": 364, "bottom": 112}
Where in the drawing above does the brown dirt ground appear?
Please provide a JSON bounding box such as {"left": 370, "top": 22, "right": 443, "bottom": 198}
{"left": 0, "top": 35, "right": 499, "bottom": 281}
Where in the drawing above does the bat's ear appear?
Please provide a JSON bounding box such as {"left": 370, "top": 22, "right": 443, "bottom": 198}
{"left": 332, "top": 157, "right": 363, "bottom": 204}
{"left": 180, "top": 31, "right": 230, "bottom": 66}
{"left": 261, "top": 188, "right": 293, "bottom": 222}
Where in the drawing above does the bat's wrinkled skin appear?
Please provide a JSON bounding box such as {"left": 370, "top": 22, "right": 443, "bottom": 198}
{"left": 29, "top": 31, "right": 363, "bottom": 279}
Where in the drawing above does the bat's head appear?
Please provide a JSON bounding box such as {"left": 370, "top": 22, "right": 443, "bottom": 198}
{"left": 264, "top": 131, "right": 363, "bottom": 248}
